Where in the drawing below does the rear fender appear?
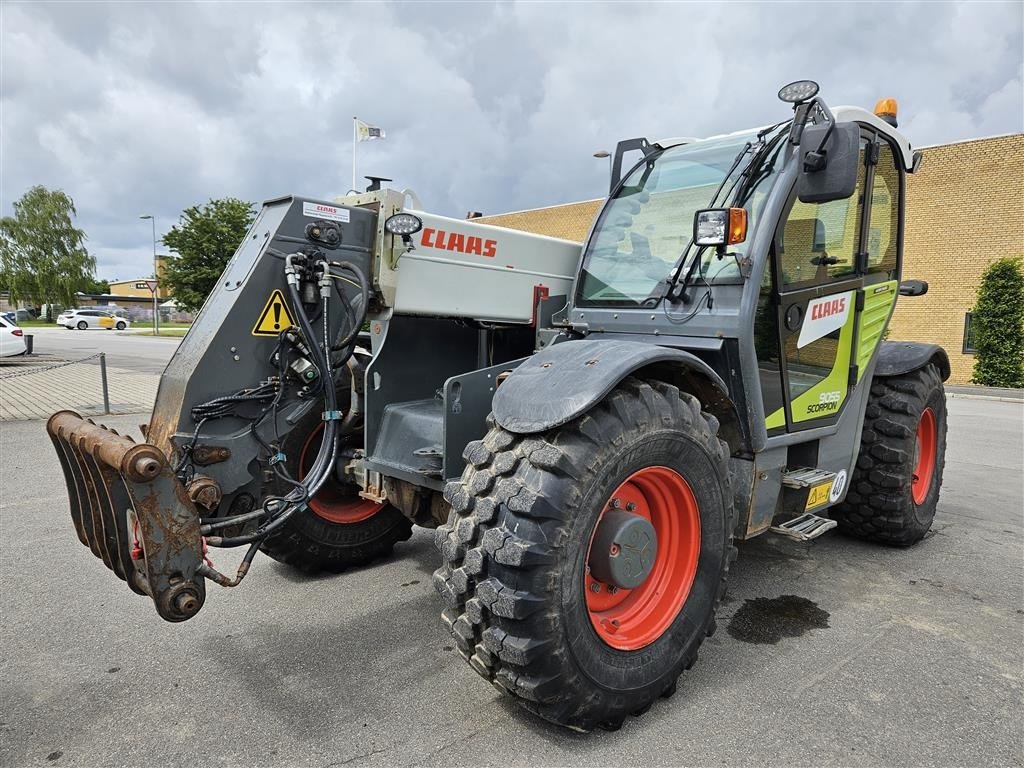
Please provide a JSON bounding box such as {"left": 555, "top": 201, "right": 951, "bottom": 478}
{"left": 875, "top": 341, "right": 951, "bottom": 381}
{"left": 492, "top": 339, "right": 743, "bottom": 453}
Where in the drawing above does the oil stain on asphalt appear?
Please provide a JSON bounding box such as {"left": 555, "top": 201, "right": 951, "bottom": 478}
{"left": 727, "top": 595, "right": 829, "bottom": 644}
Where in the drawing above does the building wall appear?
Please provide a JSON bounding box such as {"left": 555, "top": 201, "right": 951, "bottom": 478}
{"left": 107, "top": 280, "right": 159, "bottom": 299}
{"left": 895, "top": 134, "right": 1024, "bottom": 383}
{"left": 477, "top": 134, "right": 1024, "bottom": 385}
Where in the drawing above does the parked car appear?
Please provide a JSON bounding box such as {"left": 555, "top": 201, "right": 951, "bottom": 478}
{"left": 56, "top": 308, "right": 131, "bottom": 331}
{"left": 0, "top": 315, "right": 27, "bottom": 357}
{"left": 2, "top": 309, "right": 34, "bottom": 324}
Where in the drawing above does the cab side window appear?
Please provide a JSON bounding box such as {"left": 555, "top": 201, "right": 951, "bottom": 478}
{"left": 779, "top": 140, "right": 867, "bottom": 288}
{"left": 865, "top": 141, "right": 900, "bottom": 279}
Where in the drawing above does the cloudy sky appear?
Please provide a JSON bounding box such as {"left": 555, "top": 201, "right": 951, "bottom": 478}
{"left": 2, "top": 1, "right": 1021, "bottom": 281}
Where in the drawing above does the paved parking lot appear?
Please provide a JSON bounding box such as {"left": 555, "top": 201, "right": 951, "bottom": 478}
{"left": 0, "top": 397, "right": 1021, "bottom": 767}
{"left": 0, "top": 329, "right": 176, "bottom": 421}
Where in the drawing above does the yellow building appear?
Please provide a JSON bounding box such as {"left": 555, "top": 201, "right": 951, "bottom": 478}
{"left": 477, "top": 133, "right": 1024, "bottom": 385}
{"left": 107, "top": 256, "right": 169, "bottom": 300}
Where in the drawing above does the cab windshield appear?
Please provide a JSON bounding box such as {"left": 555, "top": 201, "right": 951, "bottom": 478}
{"left": 577, "top": 131, "right": 782, "bottom": 306}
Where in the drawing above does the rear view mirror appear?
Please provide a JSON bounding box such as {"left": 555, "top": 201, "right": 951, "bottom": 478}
{"left": 797, "top": 122, "right": 860, "bottom": 204}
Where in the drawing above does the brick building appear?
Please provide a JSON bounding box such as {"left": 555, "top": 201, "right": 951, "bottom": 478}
{"left": 477, "top": 133, "right": 1024, "bottom": 385}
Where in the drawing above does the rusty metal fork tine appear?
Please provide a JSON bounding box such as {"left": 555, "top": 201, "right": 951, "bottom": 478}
{"left": 65, "top": 434, "right": 108, "bottom": 565}
{"left": 46, "top": 423, "right": 89, "bottom": 548}
{"left": 96, "top": 462, "right": 148, "bottom": 595}
{"left": 79, "top": 444, "right": 125, "bottom": 581}
{"left": 59, "top": 428, "right": 100, "bottom": 557}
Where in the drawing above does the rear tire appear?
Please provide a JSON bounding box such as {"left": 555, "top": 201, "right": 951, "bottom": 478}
{"left": 831, "top": 364, "right": 947, "bottom": 545}
{"left": 261, "top": 405, "right": 412, "bottom": 573}
{"left": 76, "top": 321, "right": 87, "bottom": 330}
{"left": 434, "top": 378, "right": 736, "bottom": 731}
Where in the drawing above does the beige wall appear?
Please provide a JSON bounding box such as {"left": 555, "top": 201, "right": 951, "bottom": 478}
{"left": 108, "top": 256, "right": 169, "bottom": 299}
{"left": 477, "top": 134, "right": 1024, "bottom": 385}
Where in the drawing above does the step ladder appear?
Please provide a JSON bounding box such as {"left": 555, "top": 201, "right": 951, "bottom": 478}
{"left": 772, "top": 467, "right": 841, "bottom": 540}
{"left": 770, "top": 512, "right": 838, "bottom": 541}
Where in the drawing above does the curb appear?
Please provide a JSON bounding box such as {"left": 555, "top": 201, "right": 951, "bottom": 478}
{"left": 946, "top": 393, "right": 1023, "bottom": 403}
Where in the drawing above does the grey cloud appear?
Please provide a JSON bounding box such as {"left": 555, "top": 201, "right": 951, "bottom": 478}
{"left": 1, "top": 0, "right": 1020, "bottom": 281}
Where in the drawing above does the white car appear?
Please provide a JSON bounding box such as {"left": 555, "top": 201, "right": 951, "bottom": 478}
{"left": 56, "top": 308, "right": 131, "bottom": 331}
{"left": 0, "top": 315, "right": 27, "bottom": 357}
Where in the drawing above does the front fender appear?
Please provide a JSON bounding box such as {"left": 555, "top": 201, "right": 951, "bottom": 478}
{"left": 492, "top": 339, "right": 742, "bottom": 451}
{"left": 875, "top": 341, "right": 951, "bottom": 381}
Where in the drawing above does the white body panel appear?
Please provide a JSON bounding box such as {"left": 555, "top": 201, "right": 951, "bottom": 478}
{"left": 387, "top": 210, "right": 582, "bottom": 323}
{"left": 0, "top": 316, "right": 26, "bottom": 357}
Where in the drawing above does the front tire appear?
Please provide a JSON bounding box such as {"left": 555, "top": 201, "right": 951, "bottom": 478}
{"left": 115, "top": 321, "right": 127, "bottom": 330}
{"left": 261, "top": 406, "right": 412, "bottom": 573}
{"left": 434, "top": 378, "right": 736, "bottom": 731}
{"left": 831, "top": 364, "right": 947, "bottom": 545}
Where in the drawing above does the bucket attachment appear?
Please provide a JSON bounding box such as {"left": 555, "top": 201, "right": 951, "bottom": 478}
{"left": 46, "top": 410, "right": 206, "bottom": 622}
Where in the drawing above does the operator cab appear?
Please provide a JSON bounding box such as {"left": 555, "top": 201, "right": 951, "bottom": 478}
{"left": 567, "top": 80, "right": 919, "bottom": 448}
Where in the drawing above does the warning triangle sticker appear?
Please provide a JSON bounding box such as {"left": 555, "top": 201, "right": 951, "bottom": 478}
{"left": 252, "top": 289, "right": 295, "bottom": 336}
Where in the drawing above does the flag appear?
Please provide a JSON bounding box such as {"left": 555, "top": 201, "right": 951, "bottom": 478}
{"left": 355, "top": 119, "right": 385, "bottom": 142}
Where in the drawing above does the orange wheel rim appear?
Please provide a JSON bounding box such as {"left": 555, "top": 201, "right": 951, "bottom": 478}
{"left": 585, "top": 466, "right": 701, "bottom": 651}
{"left": 299, "top": 423, "right": 382, "bottom": 524}
{"left": 912, "top": 407, "right": 937, "bottom": 506}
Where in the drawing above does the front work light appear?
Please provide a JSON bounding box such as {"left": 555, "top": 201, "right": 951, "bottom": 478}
{"left": 384, "top": 213, "right": 423, "bottom": 236}
{"left": 778, "top": 79, "right": 820, "bottom": 104}
{"left": 693, "top": 208, "right": 748, "bottom": 247}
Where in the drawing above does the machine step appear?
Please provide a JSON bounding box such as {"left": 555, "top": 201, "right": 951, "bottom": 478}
{"left": 782, "top": 467, "right": 836, "bottom": 489}
{"left": 770, "top": 513, "right": 838, "bottom": 541}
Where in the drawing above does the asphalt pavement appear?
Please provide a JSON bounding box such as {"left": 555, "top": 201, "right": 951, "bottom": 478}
{"left": 0, "top": 397, "right": 1021, "bottom": 767}
{"left": 18, "top": 327, "right": 180, "bottom": 374}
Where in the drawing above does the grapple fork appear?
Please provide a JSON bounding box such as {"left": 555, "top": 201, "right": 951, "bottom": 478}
{"left": 46, "top": 410, "right": 206, "bottom": 622}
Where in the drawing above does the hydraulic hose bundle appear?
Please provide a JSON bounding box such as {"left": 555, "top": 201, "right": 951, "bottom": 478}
{"left": 191, "top": 245, "right": 370, "bottom": 588}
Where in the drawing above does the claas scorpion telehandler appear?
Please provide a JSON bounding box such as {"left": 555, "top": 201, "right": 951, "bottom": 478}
{"left": 47, "top": 81, "right": 948, "bottom": 730}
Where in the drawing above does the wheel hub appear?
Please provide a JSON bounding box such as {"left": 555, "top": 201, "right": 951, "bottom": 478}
{"left": 588, "top": 509, "right": 658, "bottom": 589}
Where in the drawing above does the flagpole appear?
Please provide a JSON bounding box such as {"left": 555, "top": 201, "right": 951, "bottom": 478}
{"left": 352, "top": 116, "right": 357, "bottom": 193}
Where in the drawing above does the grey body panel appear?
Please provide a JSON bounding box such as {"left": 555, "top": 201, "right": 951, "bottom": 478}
{"left": 146, "top": 196, "right": 374, "bottom": 497}
{"left": 492, "top": 338, "right": 728, "bottom": 434}
{"left": 875, "top": 341, "right": 951, "bottom": 380}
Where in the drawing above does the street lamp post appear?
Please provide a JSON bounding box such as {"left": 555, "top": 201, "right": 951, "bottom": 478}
{"left": 139, "top": 215, "right": 159, "bottom": 336}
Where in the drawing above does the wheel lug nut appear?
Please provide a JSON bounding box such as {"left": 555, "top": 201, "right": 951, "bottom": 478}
{"left": 625, "top": 502, "right": 636, "bottom": 512}
{"left": 609, "top": 498, "right": 621, "bottom": 509}
{"left": 589, "top": 582, "right": 601, "bottom": 593}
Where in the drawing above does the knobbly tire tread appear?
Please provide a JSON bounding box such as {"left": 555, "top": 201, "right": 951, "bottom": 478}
{"left": 831, "top": 363, "right": 946, "bottom": 546}
{"left": 260, "top": 405, "right": 413, "bottom": 574}
{"left": 434, "top": 377, "right": 737, "bottom": 731}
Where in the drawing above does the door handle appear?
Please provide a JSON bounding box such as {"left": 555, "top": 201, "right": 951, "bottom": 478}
{"left": 811, "top": 255, "right": 839, "bottom": 266}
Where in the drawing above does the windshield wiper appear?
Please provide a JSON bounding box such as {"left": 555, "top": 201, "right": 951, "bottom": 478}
{"left": 643, "top": 121, "right": 791, "bottom": 309}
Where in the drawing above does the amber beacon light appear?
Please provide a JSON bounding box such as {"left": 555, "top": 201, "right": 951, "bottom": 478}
{"left": 874, "top": 98, "right": 899, "bottom": 127}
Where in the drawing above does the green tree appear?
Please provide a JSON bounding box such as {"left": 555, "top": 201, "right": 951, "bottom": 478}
{"left": 0, "top": 186, "right": 97, "bottom": 320}
{"left": 161, "top": 198, "right": 256, "bottom": 312}
{"left": 971, "top": 256, "right": 1024, "bottom": 388}
{"left": 80, "top": 276, "right": 111, "bottom": 294}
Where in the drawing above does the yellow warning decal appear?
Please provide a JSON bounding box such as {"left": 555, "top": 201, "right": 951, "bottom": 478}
{"left": 805, "top": 481, "right": 832, "bottom": 510}
{"left": 252, "top": 289, "right": 295, "bottom": 336}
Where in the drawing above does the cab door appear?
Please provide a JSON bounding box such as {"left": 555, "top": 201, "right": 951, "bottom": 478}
{"left": 764, "top": 135, "right": 870, "bottom": 432}
{"left": 755, "top": 129, "right": 904, "bottom": 434}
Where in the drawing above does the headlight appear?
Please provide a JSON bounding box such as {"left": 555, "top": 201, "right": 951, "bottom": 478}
{"left": 693, "top": 208, "right": 748, "bottom": 247}
{"left": 384, "top": 213, "right": 423, "bottom": 236}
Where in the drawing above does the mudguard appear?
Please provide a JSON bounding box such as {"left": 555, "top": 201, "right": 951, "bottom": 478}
{"left": 492, "top": 339, "right": 742, "bottom": 450}
{"left": 875, "top": 341, "right": 951, "bottom": 381}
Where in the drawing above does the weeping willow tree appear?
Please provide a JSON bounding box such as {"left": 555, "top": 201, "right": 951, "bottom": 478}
{"left": 0, "top": 186, "right": 96, "bottom": 319}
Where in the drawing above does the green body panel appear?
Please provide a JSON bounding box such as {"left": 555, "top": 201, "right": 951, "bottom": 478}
{"left": 857, "top": 280, "right": 898, "bottom": 379}
{"left": 781, "top": 309, "right": 856, "bottom": 425}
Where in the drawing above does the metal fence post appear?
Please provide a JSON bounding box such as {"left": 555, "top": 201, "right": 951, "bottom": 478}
{"left": 99, "top": 353, "right": 111, "bottom": 414}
